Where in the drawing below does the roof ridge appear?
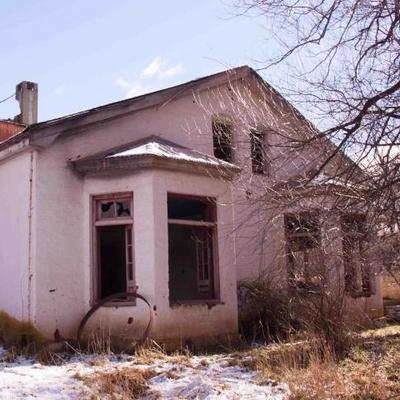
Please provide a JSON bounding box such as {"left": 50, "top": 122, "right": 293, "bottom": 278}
{"left": 30, "top": 65, "right": 251, "bottom": 130}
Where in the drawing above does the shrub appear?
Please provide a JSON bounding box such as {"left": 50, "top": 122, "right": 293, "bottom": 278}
{"left": 238, "top": 275, "right": 352, "bottom": 356}
{"left": 0, "top": 310, "right": 46, "bottom": 352}
{"left": 238, "top": 276, "right": 293, "bottom": 342}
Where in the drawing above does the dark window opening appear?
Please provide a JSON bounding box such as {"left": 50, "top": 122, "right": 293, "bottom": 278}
{"left": 341, "top": 214, "right": 370, "bottom": 297}
{"left": 168, "top": 195, "right": 217, "bottom": 303}
{"left": 285, "top": 213, "right": 323, "bottom": 290}
{"left": 250, "top": 129, "right": 267, "bottom": 174}
{"left": 168, "top": 196, "right": 213, "bottom": 221}
{"left": 93, "top": 193, "right": 134, "bottom": 302}
{"left": 212, "top": 120, "right": 232, "bottom": 163}
{"left": 98, "top": 225, "right": 127, "bottom": 299}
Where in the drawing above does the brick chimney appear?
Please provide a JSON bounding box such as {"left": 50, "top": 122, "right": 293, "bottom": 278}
{"left": 15, "top": 81, "right": 38, "bottom": 125}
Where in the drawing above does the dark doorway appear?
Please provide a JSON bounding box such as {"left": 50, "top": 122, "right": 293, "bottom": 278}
{"left": 98, "top": 225, "right": 127, "bottom": 299}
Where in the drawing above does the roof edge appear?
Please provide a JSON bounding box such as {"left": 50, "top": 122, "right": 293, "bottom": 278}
{"left": 0, "top": 65, "right": 252, "bottom": 152}
{"left": 30, "top": 65, "right": 252, "bottom": 131}
{"left": 71, "top": 153, "right": 241, "bottom": 180}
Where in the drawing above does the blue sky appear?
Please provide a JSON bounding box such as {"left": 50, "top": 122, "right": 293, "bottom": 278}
{"left": 0, "top": 0, "right": 277, "bottom": 122}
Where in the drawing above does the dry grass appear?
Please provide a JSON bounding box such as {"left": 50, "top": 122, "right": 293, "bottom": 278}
{"left": 133, "top": 342, "right": 168, "bottom": 365}
{"left": 132, "top": 341, "right": 193, "bottom": 368}
{"left": 0, "top": 310, "right": 46, "bottom": 353}
{"left": 248, "top": 324, "right": 400, "bottom": 400}
{"left": 76, "top": 366, "right": 157, "bottom": 399}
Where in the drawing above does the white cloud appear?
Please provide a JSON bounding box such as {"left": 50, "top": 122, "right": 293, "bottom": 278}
{"left": 116, "top": 57, "right": 185, "bottom": 99}
{"left": 54, "top": 86, "right": 65, "bottom": 96}
{"left": 116, "top": 77, "right": 149, "bottom": 98}
{"left": 141, "top": 57, "right": 184, "bottom": 80}
{"left": 141, "top": 57, "right": 164, "bottom": 78}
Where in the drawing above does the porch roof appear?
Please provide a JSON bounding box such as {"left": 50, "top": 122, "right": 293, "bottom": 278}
{"left": 70, "top": 136, "right": 240, "bottom": 179}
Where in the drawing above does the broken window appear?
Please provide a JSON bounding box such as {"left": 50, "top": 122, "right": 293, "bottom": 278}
{"left": 250, "top": 129, "right": 267, "bottom": 174}
{"left": 168, "top": 195, "right": 218, "bottom": 303}
{"left": 93, "top": 193, "right": 134, "bottom": 301}
{"left": 212, "top": 119, "right": 233, "bottom": 163}
{"left": 341, "top": 214, "right": 371, "bottom": 297}
{"left": 285, "top": 213, "right": 323, "bottom": 290}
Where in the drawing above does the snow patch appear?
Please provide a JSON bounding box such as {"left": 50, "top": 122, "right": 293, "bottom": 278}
{"left": 107, "top": 141, "right": 234, "bottom": 167}
{"left": 144, "top": 355, "right": 288, "bottom": 399}
{"left": 0, "top": 346, "right": 289, "bottom": 400}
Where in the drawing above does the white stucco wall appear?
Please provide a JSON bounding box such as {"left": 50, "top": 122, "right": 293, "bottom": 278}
{"left": 77, "top": 170, "right": 237, "bottom": 343}
{"left": 32, "top": 156, "right": 238, "bottom": 341}
{"left": 30, "top": 84, "right": 246, "bottom": 340}
{"left": 0, "top": 150, "right": 34, "bottom": 321}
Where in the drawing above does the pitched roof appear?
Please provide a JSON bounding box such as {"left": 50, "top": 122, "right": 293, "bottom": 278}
{"left": 0, "top": 65, "right": 253, "bottom": 151}
{"left": 107, "top": 138, "right": 231, "bottom": 167}
{"left": 0, "top": 65, "right": 358, "bottom": 177}
{"left": 71, "top": 136, "right": 240, "bottom": 178}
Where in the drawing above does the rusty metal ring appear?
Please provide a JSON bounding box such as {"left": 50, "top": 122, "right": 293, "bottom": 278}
{"left": 77, "top": 292, "right": 152, "bottom": 348}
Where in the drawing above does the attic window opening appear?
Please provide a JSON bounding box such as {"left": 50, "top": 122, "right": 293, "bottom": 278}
{"left": 212, "top": 119, "right": 233, "bottom": 163}
{"left": 250, "top": 129, "right": 267, "bottom": 174}
{"left": 93, "top": 193, "right": 135, "bottom": 302}
{"left": 285, "top": 213, "right": 323, "bottom": 291}
{"left": 168, "top": 194, "right": 218, "bottom": 303}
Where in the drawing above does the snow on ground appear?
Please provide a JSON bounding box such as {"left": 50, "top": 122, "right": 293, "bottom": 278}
{"left": 143, "top": 355, "right": 288, "bottom": 400}
{"left": 0, "top": 346, "right": 289, "bottom": 399}
{"left": 0, "top": 357, "right": 88, "bottom": 399}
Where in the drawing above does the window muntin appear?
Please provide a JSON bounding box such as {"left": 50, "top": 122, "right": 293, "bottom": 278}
{"left": 97, "top": 196, "right": 131, "bottom": 220}
{"left": 341, "top": 214, "right": 371, "bottom": 297}
{"left": 212, "top": 120, "right": 233, "bottom": 163}
{"left": 168, "top": 194, "right": 218, "bottom": 303}
{"left": 93, "top": 193, "right": 135, "bottom": 301}
{"left": 250, "top": 129, "right": 267, "bottom": 174}
{"left": 285, "top": 213, "right": 323, "bottom": 290}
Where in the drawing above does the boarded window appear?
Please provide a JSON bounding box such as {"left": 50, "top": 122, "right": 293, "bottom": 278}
{"left": 93, "top": 193, "right": 134, "bottom": 301}
{"left": 168, "top": 195, "right": 217, "bottom": 302}
{"left": 250, "top": 129, "right": 267, "bottom": 174}
{"left": 212, "top": 120, "right": 233, "bottom": 163}
{"left": 341, "top": 214, "right": 371, "bottom": 296}
{"left": 285, "top": 213, "right": 323, "bottom": 290}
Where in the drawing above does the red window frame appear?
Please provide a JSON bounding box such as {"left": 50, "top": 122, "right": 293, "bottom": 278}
{"left": 285, "top": 212, "right": 323, "bottom": 290}
{"left": 250, "top": 129, "right": 268, "bottom": 175}
{"left": 91, "top": 192, "right": 135, "bottom": 303}
{"left": 212, "top": 119, "right": 233, "bottom": 163}
{"left": 167, "top": 193, "right": 220, "bottom": 304}
{"left": 341, "top": 213, "right": 371, "bottom": 297}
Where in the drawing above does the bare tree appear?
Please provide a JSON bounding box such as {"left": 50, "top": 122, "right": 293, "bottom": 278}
{"left": 233, "top": 3, "right": 398, "bottom": 177}
{"left": 189, "top": 1, "right": 400, "bottom": 345}
{"left": 230, "top": 0, "right": 400, "bottom": 285}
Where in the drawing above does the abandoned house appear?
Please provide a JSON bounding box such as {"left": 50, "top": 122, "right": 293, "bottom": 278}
{"left": 0, "top": 67, "right": 387, "bottom": 344}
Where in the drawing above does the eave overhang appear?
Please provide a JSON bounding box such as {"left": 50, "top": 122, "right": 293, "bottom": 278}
{"left": 71, "top": 153, "right": 240, "bottom": 180}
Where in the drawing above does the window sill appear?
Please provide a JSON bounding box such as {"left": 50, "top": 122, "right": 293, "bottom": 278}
{"left": 170, "top": 299, "right": 223, "bottom": 308}
{"left": 100, "top": 300, "right": 136, "bottom": 308}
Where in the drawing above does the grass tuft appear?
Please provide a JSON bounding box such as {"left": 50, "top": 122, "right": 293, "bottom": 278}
{"left": 247, "top": 325, "right": 400, "bottom": 400}
{"left": 0, "top": 310, "right": 46, "bottom": 353}
{"left": 76, "top": 367, "right": 156, "bottom": 399}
